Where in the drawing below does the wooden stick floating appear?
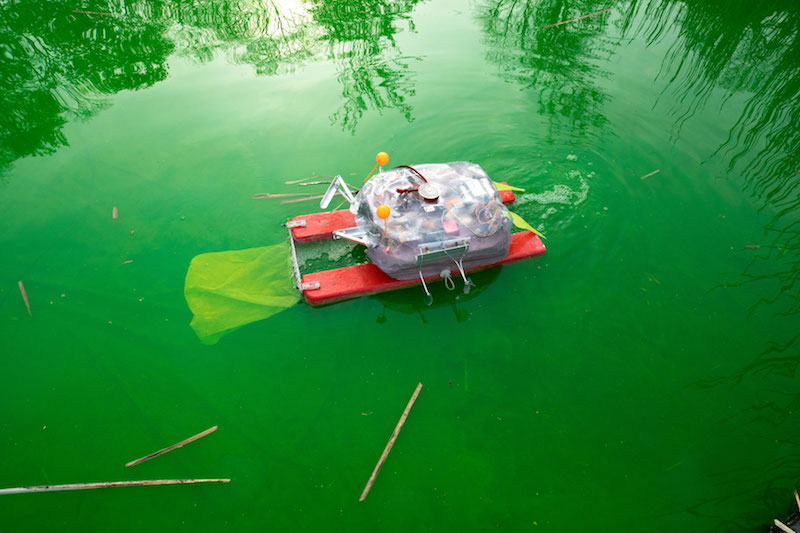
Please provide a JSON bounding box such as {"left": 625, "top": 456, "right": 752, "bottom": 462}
{"left": 126, "top": 426, "right": 217, "bottom": 468}
{"left": 795, "top": 489, "right": 800, "bottom": 511}
{"left": 297, "top": 181, "right": 332, "bottom": 187}
{"left": 280, "top": 194, "right": 337, "bottom": 204}
{"left": 18, "top": 281, "right": 31, "bottom": 317}
{"left": 0, "top": 478, "right": 229, "bottom": 495}
{"left": 285, "top": 176, "right": 321, "bottom": 185}
{"left": 543, "top": 7, "right": 612, "bottom": 29}
{"left": 359, "top": 383, "right": 422, "bottom": 502}
{"left": 640, "top": 169, "right": 661, "bottom": 180}
{"left": 253, "top": 192, "right": 315, "bottom": 199}
{"left": 774, "top": 519, "right": 794, "bottom": 533}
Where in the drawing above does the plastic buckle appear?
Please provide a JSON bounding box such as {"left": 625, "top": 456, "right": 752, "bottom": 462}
{"left": 301, "top": 281, "right": 320, "bottom": 291}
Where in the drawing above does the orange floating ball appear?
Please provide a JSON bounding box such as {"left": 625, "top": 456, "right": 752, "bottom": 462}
{"left": 376, "top": 152, "right": 389, "bottom": 166}
{"left": 376, "top": 205, "right": 391, "bottom": 219}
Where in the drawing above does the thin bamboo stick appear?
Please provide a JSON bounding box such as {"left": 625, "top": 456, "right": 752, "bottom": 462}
{"left": 359, "top": 383, "right": 422, "bottom": 502}
{"left": 285, "top": 176, "right": 330, "bottom": 185}
{"left": 640, "top": 169, "right": 661, "bottom": 180}
{"left": 126, "top": 426, "right": 217, "bottom": 468}
{"left": 543, "top": 7, "right": 612, "bottom": 29}
{"left": 774, "top": 519, "right": 794, "bottom": 533}
{"left": 0, "top": 479, "right": 229, "bottom": 495}
{"left": 253, "top": 193, "right": 312, "bottom": 199}
{"left": 18, "top": 281, "right": 31, "bottom": 317}
{"left": 281, "top": 194, "right": 329, "bottom": 204}
{"left": 795, "top": 489, "right": 800, "bottom": 511}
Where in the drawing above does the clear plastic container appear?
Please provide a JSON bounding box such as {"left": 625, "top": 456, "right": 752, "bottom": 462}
{"left": 353, "top": 162, "right": 511, "bottom": 280}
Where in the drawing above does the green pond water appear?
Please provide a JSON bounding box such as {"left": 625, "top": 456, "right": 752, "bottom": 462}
{"left": 1, "top": 0, "right": 799, "bottom": 530}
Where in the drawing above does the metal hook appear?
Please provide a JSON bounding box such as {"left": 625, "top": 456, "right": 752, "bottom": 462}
{"left": 441, "top": 269, "right": 456, "bottom": 290}
{"left": 445, "top": 250, "right": 476, "bottom": 294}
{"left": 418, "top": 262, "right": 433, "bottom": 306}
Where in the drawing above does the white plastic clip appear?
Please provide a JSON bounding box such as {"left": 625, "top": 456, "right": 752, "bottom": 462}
{"left": 287, "top": 219, "right": 306, "bottom": 228}
{"left": 301, "top": 281, "right": 320, "bottom": 291}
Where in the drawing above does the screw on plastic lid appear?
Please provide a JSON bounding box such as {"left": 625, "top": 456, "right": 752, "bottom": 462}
{"left": 418, "top": 183, "right": 440, "bottom": 202}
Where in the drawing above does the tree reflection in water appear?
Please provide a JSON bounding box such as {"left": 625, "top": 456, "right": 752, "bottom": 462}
{"left": 0, "top": 1, "right": 173, "bottom": 175}
{"left": 626, "top": 0, "right": 800, "bottom": 386}
{"left": 0, "top": 0, "right": 422, "bottom": 175}
{"left": 477, "top": 0, "right": 621, "bottom": 138}
{"left": 311, "top": 0, "right": 419, "bottom": 132}
{"left": 160, "top": 0, "right": 421, "bottom": 131}
{"left": 622, "top": 1, "right": 800, "bottom": 528}
{"left": 479, "top": 0, "right": 800, "bottom": 524}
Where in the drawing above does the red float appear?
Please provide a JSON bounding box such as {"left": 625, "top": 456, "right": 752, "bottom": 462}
{"left": 300, "top": 231, "right": 545, "bottom": 306}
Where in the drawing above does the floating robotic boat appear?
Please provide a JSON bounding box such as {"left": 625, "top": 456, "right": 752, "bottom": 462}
{"left": 286, "top": 157, "right": 546, "bottom": 306}
{"left": 183, "top": 154, "right": 547, "bottom": 343}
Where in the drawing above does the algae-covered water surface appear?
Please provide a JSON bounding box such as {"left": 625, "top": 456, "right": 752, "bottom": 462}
{"left": 1, "top": 0, "right": 799, "bottom": 530}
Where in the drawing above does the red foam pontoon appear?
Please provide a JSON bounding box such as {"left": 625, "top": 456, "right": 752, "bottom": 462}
{"left": 301, "top": 231, "right": 545, "bottom": 306}
{"left": 290, "top": 189, "right": 517, "bottom": 243}
{"left": 290, "top": 209, "right": 356, "bottom": 244}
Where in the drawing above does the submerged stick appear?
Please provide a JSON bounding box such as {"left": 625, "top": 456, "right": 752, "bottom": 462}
{"left": 285, "top": 175, "right": 335, "bottom": 185}
{"left": 253, "top": 192, "right": 315, "bottom": 199}
{"left": 639, "top": 169, "right": 661, "bottom": 180}
{"left": 543, "top": 7, "right": 612, "bottom": 29}
{"left": 280, "top": 194, "right": 335, "bottom": 204}
{"left": 0, "top": 478, "right": 229, "bottom": 495}
{"left": 359, "top": 383, "right": 422, "bottom": 502}
{"left": 126, "top": 426, "right": 217, "bottom": 468}
{"left": 774, "top": 519, "right": 794, "bottom": 533}
{"left": 285, "top": 177, "right": 319, "bottom": 185}
{"left": 297, "top": 181, "right": 332, "bottom": 187}
{"left": 18, "top": 281, "right": 31, "bottom": 317}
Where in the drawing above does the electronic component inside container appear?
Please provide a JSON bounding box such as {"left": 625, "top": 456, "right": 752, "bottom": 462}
{"left": 351, "top": 162, "right": 512, "bottom": 280}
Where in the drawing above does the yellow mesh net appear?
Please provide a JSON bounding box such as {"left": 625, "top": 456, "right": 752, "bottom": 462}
{"left": 184, "top": 243, "right": 299, "bottom": 345}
